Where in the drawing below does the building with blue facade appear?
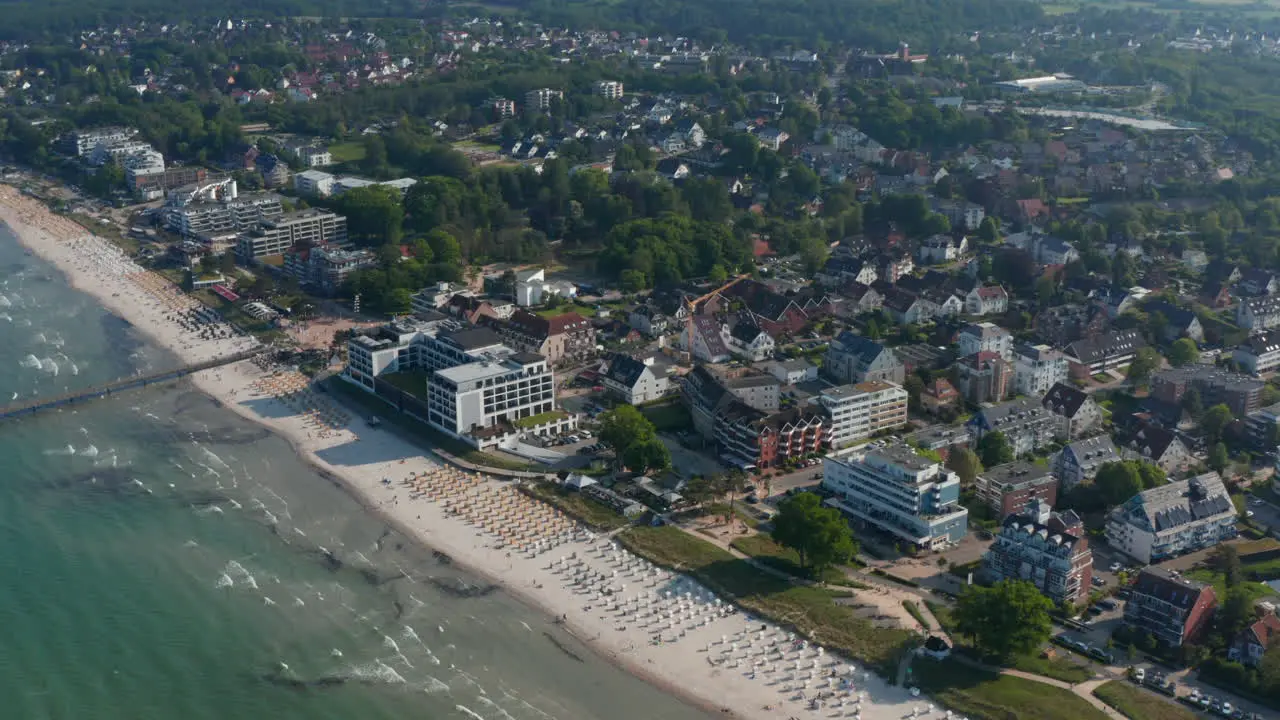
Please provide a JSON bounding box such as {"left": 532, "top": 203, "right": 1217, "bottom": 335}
{"left": 821, "top": 443, "right": 969, "bottom": 549}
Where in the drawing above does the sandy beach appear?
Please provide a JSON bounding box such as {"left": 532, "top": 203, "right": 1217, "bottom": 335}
{"left": 0, "top": 185, "right": 934, "bottom": 720}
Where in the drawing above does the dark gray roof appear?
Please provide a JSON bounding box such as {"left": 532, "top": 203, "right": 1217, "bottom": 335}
{"left": 604, "top": 354, "right": 649, "bottom": 388}
{"left": 510, "top": 351, "right": 546, "bottom": 365}
{"left": 1142, "top": 299, "right": 1198, "bottom": 329}
{"left": 1042, "top": 382, "right": 1091, "bottom": 418}
{"left": 1133, "top": 567, "right": 1212, "bottom": 610}
{"left": 442, "top": 327, "right": 504, "bottom": 351}
{"left": 1066, "top": 329, "right": 1145, "bottom": 364}
{"left": 730, "top": 322, "right": 768, "bottom": 344}
{"left": 833, "top": 331, "right": 892, "bottom": 363}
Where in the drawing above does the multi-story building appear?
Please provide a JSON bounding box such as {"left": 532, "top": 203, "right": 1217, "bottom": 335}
{"left": 1065, "top": 329, "right": 1146, "bottom": 380}
{"left": 1122, "top": 424, "right": 1193, "bottom": 474}
{"left": 1041, "top": 382, "right": 1103, "bottom": 440}
{"left": 725, "top": 322, "right": 776, "bottom": 362}
{"left": 295, "top": 145, "right": 332, "bottom": 167}
{"left": 1051, "top": 436, "right": 1121, "bottom": 492}
{"left": 975, "top": 462, "right": 1059, "bottom": 518}
{"left": 717, "top": 403, "right": 825, "bottom": 470}
{"left": 955, "top": 351, "right": 1012, "bottom": 404}
{"left": 964, "top": 285, "right": 1008, "bottom": 316}
{"left": 59, "top": 126, "right": 137, "bottom": 157}
{"left": 524, "top": 88, "right": 563, "bottom": 111}
{"left": 164, "top": 189, "right": 284, "bottom": 238}
{"left": 1246, "top": 401, "right": 1280, "bottom": 451}
{"left": 1035, "top": 303, "right": 1110, "bottom": 347}
{"left": 984, "top": 501, "right": 1092, "bottom": 606}
{"left": 1106, "top": 472, "right": 1238, "bottom": 564}
{"left": 1233, "top": 330, "right": 1280, "bottom": 376}
{"left": 1012, "top": 343, "right": 1069, "bottom": 398}
{"left": 295, "top": 169, "right": 336, "bottom": 198}
{"left": 236, "top": 209, "right": 348, "bottom": 260}
{"left": 494, "top": 310, "right": 596, "bottom": 367}
{"left": 682, "top": 365, "right": 782, "bottom": 439}
{"left": 815, "top": 381, "right": 908, "bottom": 449}
{"left": 130, "top": 166, "right": 210, "bottom": 197}
{"left": 492, "top": 98, "right": 516, "bottom": 119}
{"left": 968, "top": 397, "right": 1057, "bottom": 456}
{"left": 119, "top": 148, "right": 166, "bottom": 184}
{"left": 1123, "top": 568, "right": 1217, "bottom": 648}
{"left": 284, "top": 245, "right": 377, "bottom": 295}
{"left": 1228, "top": 611, "right": 1280, "bottom": 667}
{"left": 1237, "top": 295, "right": 1280, "bottom": 331}
{"left": 958, "top": 322, "right": 1013, "bottom": 359}
{"left": 594, "top": 80, "right": 624, "bottom": 100}
{"left": 824, "top": 332, "right": 906, "bottom": 385}
{"left": 1150, "top": 366, "right": 1265, "bottom": 418}
{"left": 822, "top": 443, "right": 969, "bottom": 549}
{"left": 344, "top": 319, "right": 571, "bottom": 447}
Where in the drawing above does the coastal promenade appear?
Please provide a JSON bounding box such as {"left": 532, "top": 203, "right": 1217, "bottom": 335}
{"left": 0, "top": 348, "right": 264, "bottom": 421}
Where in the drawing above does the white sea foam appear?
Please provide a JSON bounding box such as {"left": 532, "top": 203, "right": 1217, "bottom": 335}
{"left": 20, "top": 354, "right": 39, "bottom": 369}
{"left": 0, "top": 294, "right": 10, "bottom": 308}
{"left": 0, "top": 313, "right": 10, "bottom": 322}
{"left": 79, "top": 445, "right": 98, "bottom": 458}
{"left": 215, "top": 573, "right": 234, "bottom": 589}
{"left": 455, "top": 705, "right": 485, "bottom": 720}
{"left": 421, "top": 676, "right": 450, "bottom": 694}
{"left": 43, "top": 444, "right": 76, "bottom": 456}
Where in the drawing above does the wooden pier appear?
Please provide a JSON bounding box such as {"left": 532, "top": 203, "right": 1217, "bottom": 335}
{"left": 0, "top": 348, "right": 264, "bottom": 421}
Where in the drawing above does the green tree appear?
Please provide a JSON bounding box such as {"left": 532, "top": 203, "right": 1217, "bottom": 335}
{"left": 599, "top": 405, "right": 667, "bottom": 474}
{"left": 1210, "top": 545, "right": 1243, "bottom": 588}
{"left": 1201, "top": 404, "right": 1234, "bottom": 444}
{"left": 1260, "top": 644, "right": 1280, "bottom": 697}
{"left": 1126, "top": 347, "right": 1162, "bottom": 388}
{"left": 771, "top": 492, "right": 857, "bottom": 576}
{"left": 425, "top": 229, "right": 463, "bottom": 266}
{"left": 1208, "top": 442, "right": 1230, "bottom": 474}
{"left": 954, "top": 580, "right": 1054, "bottom": 661}
{"left": 946, "top": 448, "right": 983, "bottom": 485}
{"left": 1095, "top": 461, "right": 1144, "bottom": 507}
{"left": 623, "top": 435, "right": 671, "bottom": 475}
{"left": 336, "top": 185, "right": 405, "bottom": 246}
{"left": 1169, "top": 337, "right": 1199, "bottom": 367}
{"left": 1182, "top": 387, "right": 1204, "bottom": 420}
{"left": 977, "top": 431, "right": 1014, "bottom": 467}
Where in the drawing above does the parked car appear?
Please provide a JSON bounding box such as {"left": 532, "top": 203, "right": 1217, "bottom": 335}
{"left": 1109, "top": 562, "right": 1122, "bottom": 572}
{"left": 1092, "top": 576, "right": 1107, "bottom": 587}
{"left": 1132, "top": 668, "right": 1145, "bottom": 683}
{"left": 1098, "top": 599, "right": 1119, "bottom": 611}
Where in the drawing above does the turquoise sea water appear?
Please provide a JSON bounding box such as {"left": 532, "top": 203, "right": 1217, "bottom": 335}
{"left": 0, "top": 227, "right": 710, "bottom": 720}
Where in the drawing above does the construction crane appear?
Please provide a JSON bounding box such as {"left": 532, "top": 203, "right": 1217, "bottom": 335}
{"left": 682, "top": 274, "right": 749, "bottom": 360}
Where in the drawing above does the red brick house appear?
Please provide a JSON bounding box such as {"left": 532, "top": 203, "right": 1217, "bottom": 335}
{"left": 716, "top": 402, "right": 825, "bottom": 469}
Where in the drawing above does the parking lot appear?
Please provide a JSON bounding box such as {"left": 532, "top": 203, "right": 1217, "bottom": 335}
{"left": 1126, "top": 664, "right": 1271, "bottom": 720}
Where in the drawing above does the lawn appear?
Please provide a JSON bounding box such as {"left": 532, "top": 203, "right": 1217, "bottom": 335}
{"left": 513, "top": 410, "right": 569, "bottom": 429}
{"left": 926, "top": 601, "right": 1093, "bottom": 684}
{"left": 618, "top": 525, "right": 913, "bottom": 676}
{"left": 911, "top": 658, "right": 1109, "bottom": 720}
{"left": 1184, "top": 567, "right": 1278, "bottom": 604}
{"left": 523, "top": 482, "right": 629, "bottom": 531}
{"left": 729, "top": 533, "right": 850, "bottom": 585}
{"left": 639, "top": 400, "right": 693, "bottom": 432}
{"left": 1093, "top": 680, "right": 1197, "bottom": 720}
{"left": 328, "top": 141, "right": 367, "bottom": 164}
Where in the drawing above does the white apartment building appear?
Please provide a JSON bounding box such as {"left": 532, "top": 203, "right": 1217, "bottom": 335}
{"left": 822, "top": 443, "right": 969, "bottom": 549}
{"left": 236, "top": 209, "right": 348, "bottom": 259}
{"left": 1105, "top": 472, "right": 1238, "bottom": 564}
{"left": 89, "top": 139, "right": 156, "bottom": 166}
{"left": 164, "top": 191, "right": 284, "bottom": 237}
{"left": 61, "top": 126, "right": 136, "bottom": 156}
{"left": 1238, "top": 296, "right": 1280, "bottom": 331}
{"left": 815, "top": 381, "right": 908, "bottom": 449}
{"left": 296, "top": 145, "right": 333, "bottom": 167}
{"left": 1013, "top": 343, "right": 1070, "bottom": 397}
{"left": 515, "top": 268, "right": 577, "bottom": 306}
{"left": 294, "top": 169, "right": 336, "bottom": 197}
{"left": 595, "top": 80, "right": 624, "bottom": 100}
{"left": 525, "top": 88, "right": 563, "bottom": 111}
{"left": 120, "top": 149, "right": 166, "bottom": 184}
{"left": 345, "top": 320, "right": 570, "bottom": 447}
{"left": 958, "top": 322, "right": 1012, "bottom": 360}
{"left": 1233, "top": 330, "right": 1280, "bottom": 376}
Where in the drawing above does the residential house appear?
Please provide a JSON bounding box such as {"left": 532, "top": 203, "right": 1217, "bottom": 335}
{"left": 956, "top": 351, "right": 1012, "bottom": 405}
{"left": 1201, "top": 281, "right": 1232, "bottom": 310}
{"left": 1122, "top": 424, "right": 1193, "bottom": 475}
{"left": 1052, "top": 436, "right": 1122, "bottom": 492}
{"left": 1142, "top": 300, "right": 1204, "bottom": 343}
{"left": 931, "top": 199, "right": 986, "bottom": 231}
{"left": 921, "top": 289, "right": 964, "bottom": 319}
{"left": 832, "top": 283, "right": 884, "bottom": 317}
{"left": 965, "top": 285, "right": 1009, "bottom": 316}
{"left": 1239, "top": 268, "right": 1280, "bottom": 297}
{"left": 817, "top": 257, "right": 877, "bottom": 287}
{"left": 823, "top": 332, "right": 906, "bottom": 385}
{"left": 716, "top": 402, "right": 825, "bottom": 470}
{"left": 514, "top": 268, "right": 577, "bottom": 307}
{"left": 882, "top": 287, "right": 931, "bottom": 325}
{"left": 1065, "top": 329, "right": 1147, "bottom": 381}
{"left": 1123, "top": 568, "right": 1218, "bottom": 648}
{"left": 725, "top": 322, "right": 776, "bottom": 362}
{"left": 756, "top": 127, "right": 790, "bottom": 151}
{"left": 1233, "top": 330, "right": 1280, "bottom": 376}
{"left": 1013, "top": 343, "right": 1070, "bottom": 398}
{"left": 1228, "top": 611, "right": 1280, "bottom": 667}
{"left": 917, "top": 234, "right": 968, "bottom": 265}
{"left": 822, "top": 443, "right": 969, "bottom": 549}
{"left": 984, "top": 502, "right": 1092, "bottom": 606}
{"left": 628, "top": 305, "right": 670, "bottom": 338}
{"left": 601, "top": 354, "right": 669, "bottom": 405}
{"left": 1238, "top": 296, "right": 1280, "bottom": 331}
{"left": 975, "top": 462, "right": 1060, "bottom": 518}
{"left": 767, "top": 359, "right": 817, "bottom": 385}
{"left": 1041, "top": 383, "right": 1103, "bottom": 440}
{"left": 921, "top": 378, "right": 961, "bottom": 416}
{"left": 672, "top": 119, "right": 706, "bottom": 149}
{"left": 958, "top": 322, "right": 1013, "bottom": 360}
{"left": 968, "top": 398, "right": 1058, "bottom": 456}
{"left": 495, "top": 311, "right": 596, "bottom": 367}
{"left": 682, "top": 316, "right": 733, "bottom": 364}
{"left": 1096, "top": 285, "right": 1149, "bottom": 319}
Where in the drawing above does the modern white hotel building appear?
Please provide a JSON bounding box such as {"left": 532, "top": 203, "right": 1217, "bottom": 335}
{"left": 345, "top": 317, "right": 573, "bottom": 447}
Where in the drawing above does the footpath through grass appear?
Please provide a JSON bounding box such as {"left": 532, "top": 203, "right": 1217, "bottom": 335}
{"left": 911, "top": 658, "right": 1108, "bottom": 720}
{"left": 1093, "top": 680, "right": 1197, "bottom": 720}
{"left": 926, "top": 600, "right": 1094, "bottom": 684}
{"left": 618, "top": 525, "right": 913, "bottom": 676}
{"left": 729, "top": 533, "right": 853, "bottom": 586}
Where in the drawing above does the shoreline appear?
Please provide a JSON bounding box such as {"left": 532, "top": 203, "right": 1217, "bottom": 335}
{"left": 0, "top": 186, "right": 922, "bottom": 720}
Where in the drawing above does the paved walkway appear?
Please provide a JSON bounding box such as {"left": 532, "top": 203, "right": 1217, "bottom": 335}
{"left": 949, "top": 654, "right": 1123, "bottom": 718}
